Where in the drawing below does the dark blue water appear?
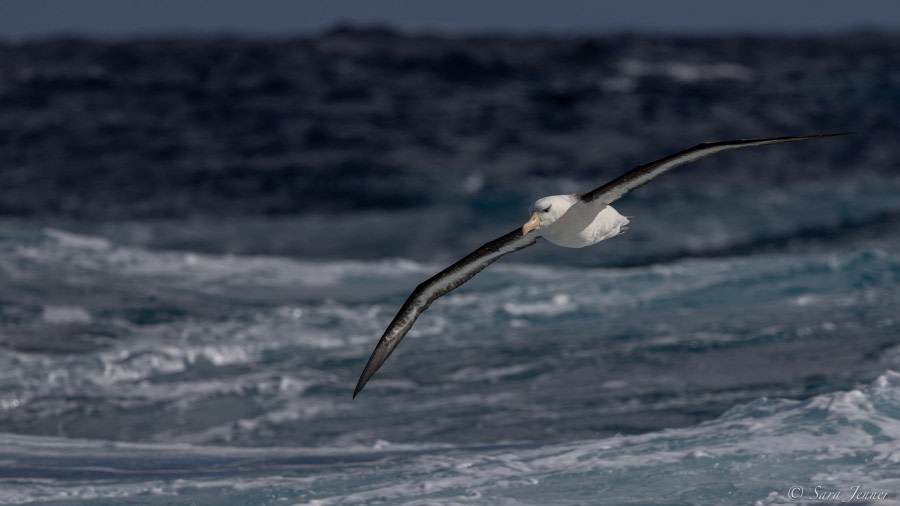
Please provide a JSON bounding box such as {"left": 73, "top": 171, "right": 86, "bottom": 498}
{"left": 1, "top": 28, "right": 899, "bottom": 504}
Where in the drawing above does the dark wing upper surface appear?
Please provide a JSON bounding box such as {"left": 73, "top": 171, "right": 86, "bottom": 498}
{"left": 579, "top": 134, "right": 846, "bottom": 205}
{"left": 353, "top": 228, "right": 539, "bottom": 398}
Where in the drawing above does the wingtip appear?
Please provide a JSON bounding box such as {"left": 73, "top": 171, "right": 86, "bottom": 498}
{"left": 353, "top": 350, "right": 382, "bottom": 399}
{"left": 785, "top": 132, "right": 853, "bottom": 143}
{"left": 768, "top": 132, "right": 852, "bottom": 142}
{"left": 353, "top": 359, "right": 379, "bottom": 399}
{"left": 744, "top": 131, "right": 853, "bottom": 146}
{"left": 352, "top": 372, "right": 368, "bottom": 399}
{"left": 352, "top": 380, "right": 366, "bottom": 399}
{"left": 353, "top": 330, "right": 404, "bottom": 400}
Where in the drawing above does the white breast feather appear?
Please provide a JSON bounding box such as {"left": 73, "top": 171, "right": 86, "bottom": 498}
{"left": 542, "top": 202, "right": 630, "bottom": 248}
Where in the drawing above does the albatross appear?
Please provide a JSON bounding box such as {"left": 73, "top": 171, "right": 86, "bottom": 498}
{"left": 353, "top": 133, "right": 843, "bottom": 398}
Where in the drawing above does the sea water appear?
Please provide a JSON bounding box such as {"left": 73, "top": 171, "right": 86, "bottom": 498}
{"left": 0, "top": 29, "right": 899, "bottom": 504}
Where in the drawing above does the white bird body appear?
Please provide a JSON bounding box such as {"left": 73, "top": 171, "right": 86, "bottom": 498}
{"left": 535, "top": 195, "right": 630, "bottom": 248}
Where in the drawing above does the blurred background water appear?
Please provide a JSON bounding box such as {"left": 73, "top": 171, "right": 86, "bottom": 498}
{"left": 1, "top": 22, "right": 899, "bottom": 505}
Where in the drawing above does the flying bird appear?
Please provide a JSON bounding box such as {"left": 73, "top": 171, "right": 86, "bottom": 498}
{"left": 353, "top": 133, "right": 843, "bottom": 398}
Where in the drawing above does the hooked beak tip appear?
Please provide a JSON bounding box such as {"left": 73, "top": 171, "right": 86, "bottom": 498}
{"left": 521, "top": 212, "right": 540, "bottom": 236}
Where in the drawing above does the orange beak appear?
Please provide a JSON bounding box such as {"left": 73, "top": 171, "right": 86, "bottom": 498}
{"left": 521, "top": 212, "right": 540, "bottom": 235}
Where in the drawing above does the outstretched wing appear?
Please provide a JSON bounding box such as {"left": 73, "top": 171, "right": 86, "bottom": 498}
{"left": 580, "top": 134, "right": 846, "bottom": 205}
{"left": 353, "top": 228, "right": 539, "bottom": 398}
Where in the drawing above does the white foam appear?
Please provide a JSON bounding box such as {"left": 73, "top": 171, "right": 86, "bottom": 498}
{"left": 43, "top": 228, "right": 111, "bottom": 250}
{"left": 502, "top": 293, "right": 576, "bottom": 316}
{"left": 1, "top": 373, "right": 899, "bottom": 505}
{"left": 41, "top": 305, "right": 93, "bottom": 324}
{"left": 619, "top": 59, "right": 755, "bottom": 83}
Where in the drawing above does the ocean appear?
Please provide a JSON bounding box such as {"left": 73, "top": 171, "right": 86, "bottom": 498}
{"left": 0, "top": 28, "right": 899, "bottom": 504}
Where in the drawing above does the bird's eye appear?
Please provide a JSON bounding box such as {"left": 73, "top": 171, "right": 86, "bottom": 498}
{"left": 542, "top": 206, "right": 551, "bottom": 213}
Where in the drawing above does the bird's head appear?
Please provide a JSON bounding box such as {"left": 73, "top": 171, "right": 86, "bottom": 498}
{"left": 521, "top": 195, "right": 576, "bottom": 235}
